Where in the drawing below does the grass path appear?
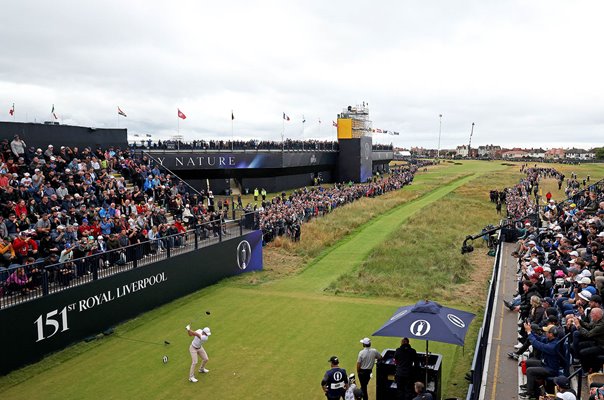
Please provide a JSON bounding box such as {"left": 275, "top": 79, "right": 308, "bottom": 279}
{"left": 267, "top": 173, "right": 479, "bottom": 293}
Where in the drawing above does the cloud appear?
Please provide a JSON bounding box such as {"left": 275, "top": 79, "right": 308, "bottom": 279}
{"left": 1, "top": 0, "right": 603, "bottom": 149}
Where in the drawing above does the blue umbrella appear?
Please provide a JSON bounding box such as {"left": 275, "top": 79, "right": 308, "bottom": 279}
{"left": 372, "top": 300, "right": 475, "bottom": 385}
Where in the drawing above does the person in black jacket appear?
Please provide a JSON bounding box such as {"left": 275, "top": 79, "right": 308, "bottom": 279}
{"left": 394, "top": 338, "right": 418, "bottom": 400}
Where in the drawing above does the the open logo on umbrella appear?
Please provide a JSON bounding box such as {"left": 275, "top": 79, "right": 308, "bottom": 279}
{"left": 410, "top": 320, "right": 431, "bottom": 336}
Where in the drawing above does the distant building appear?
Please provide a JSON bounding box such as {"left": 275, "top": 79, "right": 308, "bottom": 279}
{"left": 456, "top": 145, "right": 469, "bottom": 157}
{"left": 526, "top": 148, "right": 546, "bottom": 159}
{"left": 565, "top": 148, "right": 595, "bottom": 160}
{"left": 477, "top": 144, "right": 502, "bottom": 158}
{"left": 544, "top": 148, "right": 565, "bottom": 160}
{"left": 501, "top": 150, "right": 528, "bottom": 159}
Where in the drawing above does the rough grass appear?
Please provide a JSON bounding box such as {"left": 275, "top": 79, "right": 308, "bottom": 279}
{"left": 235, "top": 163, "right": 484, "bottom": 285}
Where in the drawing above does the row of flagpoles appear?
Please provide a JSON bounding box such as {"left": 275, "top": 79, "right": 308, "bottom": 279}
{"left": 6, "top": 104, "right": 399, "bottom": 137}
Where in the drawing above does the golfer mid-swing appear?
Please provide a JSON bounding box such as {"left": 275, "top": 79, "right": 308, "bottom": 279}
{"left": 186, "top": 324, "right": 211, "bottom": 382}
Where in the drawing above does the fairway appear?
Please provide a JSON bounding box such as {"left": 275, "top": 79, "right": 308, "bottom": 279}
{"left": 1, "top": 161, "right": 601, "bottom": 399}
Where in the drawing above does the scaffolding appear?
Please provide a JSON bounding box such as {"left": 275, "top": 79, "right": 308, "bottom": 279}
{"left": 338, "top": 104, "right": 372, "bottom": 138}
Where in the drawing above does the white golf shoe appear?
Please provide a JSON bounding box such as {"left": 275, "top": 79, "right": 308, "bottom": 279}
{"left": 189, "top": 377, "right": 198, "bottom": 383}
{"left": 199, "top": 368, "right": 210, "bottom": 373}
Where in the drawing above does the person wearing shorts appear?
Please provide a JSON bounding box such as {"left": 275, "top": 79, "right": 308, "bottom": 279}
{"left": 186, "top": 325, "right": 211, "bottom": 382}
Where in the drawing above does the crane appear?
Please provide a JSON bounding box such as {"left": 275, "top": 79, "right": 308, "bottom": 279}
{"left": 467, "top": 122, "right": 475, "bottom": 158}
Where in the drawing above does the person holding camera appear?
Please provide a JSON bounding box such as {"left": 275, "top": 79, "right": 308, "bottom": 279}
{"left": 519, "top": 323, "right": 562, "bottom": 399}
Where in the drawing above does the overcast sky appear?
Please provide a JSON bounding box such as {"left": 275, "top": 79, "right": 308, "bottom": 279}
{"left": 1, "top": 0, "right": 603, "bottom": 149}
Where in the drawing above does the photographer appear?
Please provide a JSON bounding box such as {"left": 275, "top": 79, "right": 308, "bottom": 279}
{"left": 519, "top": 323, "right": 562, "bottom": 399}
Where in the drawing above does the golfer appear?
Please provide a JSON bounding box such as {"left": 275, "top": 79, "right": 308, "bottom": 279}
{"left": 186, "top": 324, "right": 211, "bottom": 383}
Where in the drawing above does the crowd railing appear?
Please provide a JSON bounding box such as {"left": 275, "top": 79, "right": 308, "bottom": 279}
{"left": 0, "top": 214, "right": 257, "bottom": 309}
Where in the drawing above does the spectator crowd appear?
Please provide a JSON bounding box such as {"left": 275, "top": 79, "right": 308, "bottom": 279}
{"left": 131, "top": 138, "right": 394, "bottom": 152}
{"left": 499, "top": 167, "right": 604, "bottom": 399}
{"left": 0, "top": 132, "right": 423, "bottom": 304}
{"left": 247, "top": 163, "right": 430, "bottom": 245}
{"left": 0, "top": 135, "right": 232, "bottom": 299}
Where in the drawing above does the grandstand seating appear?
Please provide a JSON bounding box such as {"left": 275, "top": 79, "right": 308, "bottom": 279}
{"left": 499, "top": 167, "right": 604, "bottom": 399}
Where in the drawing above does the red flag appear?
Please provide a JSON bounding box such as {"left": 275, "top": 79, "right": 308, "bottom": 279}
{"left": 283, "top": 112, "right": 290, "bottom": 121}
{"left": 9, "top": 103, "right": 14, "bottom": 116}
{"left": 117, "top": 106, "right": 127, "bottom": 117}
{"left": 332, "top": 121, "right": 337, "bottom": 127}
{"left": 178, "top": 109, "right": 187, "bottom": 119}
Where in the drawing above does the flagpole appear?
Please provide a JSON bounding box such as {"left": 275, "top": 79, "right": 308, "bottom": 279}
{"left": 282, "top": 117, "right": 285, "bottom": 152}
{"left": 231, "top": 109, "right": 234, "bottom": 151}
{"left": 177, "top": 111, "right": 180, "bottom": 151}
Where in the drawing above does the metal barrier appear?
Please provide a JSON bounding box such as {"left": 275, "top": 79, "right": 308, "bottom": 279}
{"left": 0, "top": 215, "right": 252, "bottom": 309}
{"left": 466, "top": 229, "right": 502, "bottom": 400}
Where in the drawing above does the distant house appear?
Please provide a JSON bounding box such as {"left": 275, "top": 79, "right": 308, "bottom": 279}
{"left": 456, "top": 145, "right": 469, "bottom": 157}
{"left": 477, "top": 144, "right": 502, "bottom": 158}
{"left": 544, "top": 148, "right": 565, "bottom": 160}
{"left": 526, "top": 148, "right": 546, "bottom": 159}
{"left": 565, "top": 148, "right": 595, "bottom": 160}
{"left": 501, "top": 150, "right": 528, "bottom": 159}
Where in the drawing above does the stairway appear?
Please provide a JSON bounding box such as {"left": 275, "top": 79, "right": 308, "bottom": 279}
{"left": 111, "top": 172, "right": 175, "bottom": 224}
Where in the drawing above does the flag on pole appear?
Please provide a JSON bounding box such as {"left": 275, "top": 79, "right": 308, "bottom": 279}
{"left": 51, "top": 104, "right": 58, "bottom": 120}
{"left": 117, "top": 107, "right": 127, "bottom": 117}
{"left": 145, "top": 134, "right": 152, "bottom": 137}
{"left": 332, "top": 121, "right": 337, "bottom": 127}
{"left": 9, "top": 103, "right": 14, "bottom": 116}
{"left": 318, "top": 118, "right": 321, "bottom": 124}
{"left": 231, "top": 111, "right": 234, "bottom": 120}
{"left": 178, "top": 109, "right": 187, "bottom": 119}
{"left": 283, "top": 112, "right": 290, "bottom": 121}
{"left": 302, "top": 115, "right": 306, "bottom": 124}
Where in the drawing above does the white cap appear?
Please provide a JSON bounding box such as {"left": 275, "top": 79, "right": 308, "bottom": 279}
{"left": 360, "top": 337, "right": 371, "bottom": 345}
{"left": 579, "top": 277, "right": 591, "bottom": 285}
{"left": 570, "top": 251, "right": 579, "bottom": 257}
{"left": 97, "top": 236, "right": 104, "bottom": 240}
{"left": 578, "top": 290, "right": 592, "bottom": 301}
{"left": 543, "top": 266, "right": 551, "bottom": 272}
{"left": 598, "top": 232, "right": 604, "bottom": 237}
{"left": 556, "top": 392, "right": 576, "bottom": 400}
{"left": 202, "top": 327, "right": 211, "bottom": 336}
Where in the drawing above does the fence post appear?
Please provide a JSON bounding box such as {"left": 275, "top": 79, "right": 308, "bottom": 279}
{"left": 219, "top": 221, "right": 223, "bottom": 242}
{"left": 133, "top": 249, "right": 138, "bottom": 269}
{"left": 42, "top": 269, "right": 49, "bottom": 296}
{"left": 240, "top": 219, "right": 243, "bottom": 236}
{"left": 92, "top": 258, "right": 99, "bottom": 281}
{"left": 194, "top": 227, "right": 199, "bottom": 250}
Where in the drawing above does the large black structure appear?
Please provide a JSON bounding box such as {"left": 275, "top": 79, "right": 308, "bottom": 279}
{"left": 0, "top": 121, "right": 127, "bottom": 150}
{"left": 0, "top": 121, "right": 393, "bottom": 193}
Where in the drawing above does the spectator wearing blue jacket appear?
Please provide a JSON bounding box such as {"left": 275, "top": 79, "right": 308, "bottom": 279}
{"left": 519, "top": 324, "right": 562, "bottom": 399}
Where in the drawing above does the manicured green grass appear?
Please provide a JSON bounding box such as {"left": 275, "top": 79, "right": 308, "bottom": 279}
{"left": 1, "top": 161, "right": 601, "bottom": 399}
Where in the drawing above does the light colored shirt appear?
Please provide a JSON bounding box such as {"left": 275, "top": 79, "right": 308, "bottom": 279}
{"left": 191, "top": 330, "right": 208, "bottom": 349}
{"left": 357, "top": 347, "right": 381, "bottom": 370}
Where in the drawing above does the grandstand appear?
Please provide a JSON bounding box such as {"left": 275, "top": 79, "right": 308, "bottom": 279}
{"left": 469, "top": 168, "right": 604, "bottom": 400}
